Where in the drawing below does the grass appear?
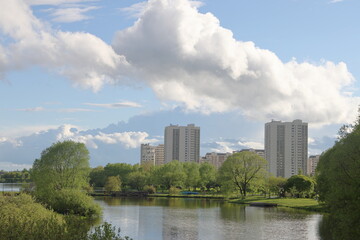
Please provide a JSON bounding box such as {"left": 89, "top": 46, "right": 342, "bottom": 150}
{"left": 230, "top": 196, "right": 328, "bottom": 212}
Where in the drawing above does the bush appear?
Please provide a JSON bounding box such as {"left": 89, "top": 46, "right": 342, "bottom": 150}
{"left": 143, "top": 185, "right": 156, "bottom": 194}
{"left": 88, "top": 222, "right": 132, "bottom": 240}
{"left": 169, "top": 186, "right": 181, "bottom": 195}
{"left": 45, "top": 189, "right": 102, "bottom": 217}
{"left": 0, "top": 194, "right": 68, "bottom": 240}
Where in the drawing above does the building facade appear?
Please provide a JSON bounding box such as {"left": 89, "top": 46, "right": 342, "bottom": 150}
{"left": 164, "top": 124, "right": 200, "bottom": 163}
{"left": 307, "top": 155, "right": 320, "bottom": 176}
{"left": 265, "top": 120, "right": 308, "bottom": 178}
{"left": 201, "top": 152, "right": 232, "bottom": 169}
{"left": 140, "top": 143, "right": 165, "bottom": 166}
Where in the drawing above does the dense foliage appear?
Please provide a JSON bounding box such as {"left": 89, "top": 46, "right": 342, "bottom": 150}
{"left": 31, "top": 140, "right": 100, "bottom": 217}
{"left": 0, "top": 194, "right": 131, "bottom": 240}
{"left": 316, "top": 120, "right": 360, "bottom": 239}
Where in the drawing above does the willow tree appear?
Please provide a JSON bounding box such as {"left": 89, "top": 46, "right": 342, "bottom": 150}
{"left": 218, "top": 152, "right": 267, "bottom": 197}
{"left": 32, "top": 141, "right": 91, "bottom": 196}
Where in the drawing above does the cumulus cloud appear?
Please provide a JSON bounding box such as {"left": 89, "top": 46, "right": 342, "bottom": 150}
{"left": 53, "top": 124, "right": 157, "bottom": 149}
{"left": 0, "top": 0, "right": 129, "bottom": 91}
{"left": 113, "top": 0, "right": 358, "bottom": 125}
{"left": 84, "top": 101, "right": 142, "bottom": 108}
{"left": 0, "top": 0, "right": 358, "bottom": 126}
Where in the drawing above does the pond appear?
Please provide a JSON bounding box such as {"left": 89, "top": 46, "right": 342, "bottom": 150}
{"left": 0, "top": 183, "right": 23, "bottom": 192}
{"left": 94, "top": 197, "right": 322, "bottom": 240}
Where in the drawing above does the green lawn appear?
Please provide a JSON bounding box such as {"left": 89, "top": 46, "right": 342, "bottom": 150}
{"left": 230, "top": 196, "right": 327, "bottom": 212}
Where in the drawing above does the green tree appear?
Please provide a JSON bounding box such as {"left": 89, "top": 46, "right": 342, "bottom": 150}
{"left": 316, "top": 118, "right": 360, "bottom": 239}
{"left": 104, "top": 163, "right": 133, "bottom": 188}
{"left": 218, "top": 152, "right": 267, "bottom": 197}
{"left": 284, "top": 175, "right": 314, "bottom": 198}
{"left": 183, "top": 162, "right": 200, "bottom": 190}
{"left": 89, "top": 166, "right": 107, "bottom": 187}
{"left": 128, "top": 171, "right": 148, "bottom": 191}
{"left": 104, "top": 176, "right": 121, "bottom": 192}
{"left": 32, "top": 141, "right": 91, "bottom": 196}
{"left": 199, "top": 162, "right": 217, "bottom": 191}
{"left": 153, "top": 161, "right": 186, "bottom": 190}
{"left": 267, "top": 176, "right": 286, "bottom": 197}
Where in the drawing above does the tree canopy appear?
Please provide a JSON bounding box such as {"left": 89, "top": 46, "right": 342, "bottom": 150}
{"left": 316, "top": 120, "right": 360, "bottom": 239}
{"left": 32, "top": 141, "right": 90, "bottom": 195}
{"left": 218, "top": 152, "right": 267, "bottom": 197}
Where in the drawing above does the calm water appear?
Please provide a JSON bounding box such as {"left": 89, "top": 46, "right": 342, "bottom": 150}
{"left": 0, "top": 183, "right": 23, "bottom": 192}
{"left": 94, "top": 197, "right": 322, "bottom": 240}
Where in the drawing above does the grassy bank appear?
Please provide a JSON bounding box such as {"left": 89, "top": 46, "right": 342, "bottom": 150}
{"left": 230, "top": 196, "right": 327, "bottom": 212}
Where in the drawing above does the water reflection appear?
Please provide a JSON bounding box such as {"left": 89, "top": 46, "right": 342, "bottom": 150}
{"left": 94, "top": 197, "right": 322, "bottom": 240}
{"left": 0, "top": 183, "right": 23, "bottom": 192}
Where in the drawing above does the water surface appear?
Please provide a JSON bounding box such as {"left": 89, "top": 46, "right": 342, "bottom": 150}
{"left": 94, "top": 197, "right": 322, "bottom": 240}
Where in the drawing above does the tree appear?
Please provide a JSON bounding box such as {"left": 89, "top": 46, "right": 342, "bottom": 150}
{"left": 128, "top": 171, "right": 148, "bottom": 191}
{"left": 267, "top": 176, "right": 286, "bottom": 197}
{"left": 199, "top": 162, "right": 217, "bottom": 191}
{"left": 32, "top": 141, "right": 91, "bottom": 196}
{"left": 152, "top": 161, "right": 186, "bottom": 190}
{"left": 104, "top": 176, "right": 121, "bottom": 193}
{"left": 316, "top": 118, "right": 360, "bottom": 239}
{"left": 104, "top": 163, "right": 133, "bottom": 188}
{"left": 218, "top": 152, "right": 267, "bottom": 197}
{"left": 89, "top": 166, "right": 107, "bottom": 187}
{"left": 284, "top": 175, "right": 314, "bottom": 198}
{"left": 183, "top": 162, "right": 200, "bottom": 190}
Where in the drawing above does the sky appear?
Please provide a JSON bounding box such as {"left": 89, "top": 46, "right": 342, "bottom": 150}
{"left": 0, "top": 0, "right": 359, "bottom": 170}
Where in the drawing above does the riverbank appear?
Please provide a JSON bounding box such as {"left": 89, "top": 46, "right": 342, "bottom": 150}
{"left": 229, "top": 196, "right": 327, "bottom": 212}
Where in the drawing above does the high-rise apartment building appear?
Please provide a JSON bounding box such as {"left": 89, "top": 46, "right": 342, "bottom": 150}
{"left": 265, "top": 120, "right": 308, "bottom": 178}
{"left": 140, "top": 143, "right": 165, "bottom": 166}
{"left": 164, "top": 124, "right": 200, "bottom": 163}
{"left": 201, "top": 152, "right": 232, "bottom": 169}
{"left": 307, "top": 155, "right": 320, "bottom": 176}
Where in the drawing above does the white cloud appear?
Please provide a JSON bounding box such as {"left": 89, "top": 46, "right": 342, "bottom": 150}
{"left": 0, "top": 0, "right": 130, "bottom": 92}
{"left": 238, "top": 141, "right": 264, "bottom": 150}
{"left": 211, "top": 141, "right": 236, "bottom": 153}
{"left": 47, "top": 6, "right": 99, "bottom": 23}
{"left": 0, "top": 137, "right": 23, "bottom": 147}
{"left": 113, "top": 0, "right": 358, "bottom": 125}
{"left": 53, "top": 125, "right": 157, "bottom": 149}
{"left": 329, "top": 0, "right": 344, "bottom": 3}
{"left": 16, "top": 106, "right": 45, "bottom": 112}
{"left": 84, "top": 101, "right": 142, "bottom": 108}
{"left": 0, "top": 0, "right": 358, "bottom": 127}
{"left": 0, "top": 124, "right": 60, "bottom": 138}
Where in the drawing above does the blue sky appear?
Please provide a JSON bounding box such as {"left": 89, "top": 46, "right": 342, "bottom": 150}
{"left": 0, "top": 0, "right": 359, "bottom": 170}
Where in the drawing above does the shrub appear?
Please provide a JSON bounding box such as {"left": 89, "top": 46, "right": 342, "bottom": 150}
{"left": 88, "top": 222, "right": 132, "bottom": 240}
{"left": 143, "top": 185, "right": 156, "bottom": 194}
{"left": 0, "top": 194, "right": 68, "bottom": 240}
{"left": 169, "top": 186, "right": 181, "bottom": 195}
{"left": 45, "top": 189, "right": 102, "bottom": 217}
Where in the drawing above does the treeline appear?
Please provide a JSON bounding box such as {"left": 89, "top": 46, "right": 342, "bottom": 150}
{"left": 90, "top": 152, "right": 316, "bottom": 198}
{"left": 0, "top": 169, "right": 31, "bottom": 183}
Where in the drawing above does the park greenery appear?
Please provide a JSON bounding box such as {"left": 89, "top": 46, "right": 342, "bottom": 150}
{"left": 316, "top": 117, "right": 360, "bottom": 239}
{"left": 1, "top": 140, "right": 131, "bottom": 240}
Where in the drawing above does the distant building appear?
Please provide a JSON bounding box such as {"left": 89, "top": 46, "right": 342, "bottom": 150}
{"left": 155, "top": 144, "right": 165, "bottom": 166}
{"left": 307, "top": 155, "right": 320, "bottom": 176}
{"left": 265, "top": 119, "right": 308, "bottom": 178}
{"left": 164, "top": 124, "right": 200, "bottom": 163}
{"left": 235, "top": 149, "right": 265, "bottom": 159}
{"left": 140, "top": 143, "right": 165, "bottom": 166}
{"left": 201, "top": 152, "right": 232, "bottom": 169}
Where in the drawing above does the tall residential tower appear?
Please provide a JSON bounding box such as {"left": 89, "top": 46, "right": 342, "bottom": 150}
{"left": 164, "top": 124, "right": 200, "bottom": 163}
{"left": 265, "top": 120, "right": 308, "bottom": 178}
